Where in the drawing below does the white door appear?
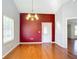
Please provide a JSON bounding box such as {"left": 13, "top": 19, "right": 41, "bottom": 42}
{"left": 42, "top": 22, "right": 52, "bottom": 43}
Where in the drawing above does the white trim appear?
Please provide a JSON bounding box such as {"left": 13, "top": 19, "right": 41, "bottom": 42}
{"left": 41, "top": 22, "right": 52, "bottom": 43}
{"left": 55, "top": 42, "right": 67, "bottom": 48}
{"left": 2, "top": 43, "right": 19, "bottom": 58}
{"left": 20, "top": 42, "right": 55, "bottom": 44}
{"left": 66, "top": 17, "right": 77, "bottom": 20}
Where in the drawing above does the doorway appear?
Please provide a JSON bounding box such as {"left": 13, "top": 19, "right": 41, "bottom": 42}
{"left": 42, "top": 22, "right": 52, "bottom": 43}
{"left": 67, "top": 19, "right": 77, "bottom": 56}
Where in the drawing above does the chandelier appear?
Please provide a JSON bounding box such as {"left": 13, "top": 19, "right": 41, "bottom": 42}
{"left": 26, "top": 0, "right": 39, "bottom": 21}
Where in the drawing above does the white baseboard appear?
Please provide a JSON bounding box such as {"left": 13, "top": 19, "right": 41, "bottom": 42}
{"left": 55, "top": 42, "right": 67, "bottom": 49}
{"left": 20, "top": 42, "right": 55, "bottom": 44}
{"left": 2, "top": 43, "right": 19, "bottom": 58}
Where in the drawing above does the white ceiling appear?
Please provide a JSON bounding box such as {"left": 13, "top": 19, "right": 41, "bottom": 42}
{"left": 14, "top": 0, "right": 72, "bottom": 14}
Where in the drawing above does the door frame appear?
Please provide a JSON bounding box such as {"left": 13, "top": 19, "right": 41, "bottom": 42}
{"left": 41, "top": 22, "right": 52, "bottom": 43}
{"left": 67, "top": 17, "right": 77, "bottom": 48}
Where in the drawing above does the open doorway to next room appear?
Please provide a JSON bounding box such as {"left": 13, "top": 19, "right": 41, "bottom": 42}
{"left": 67, "top": 18, "right": 77, "bottom": 56}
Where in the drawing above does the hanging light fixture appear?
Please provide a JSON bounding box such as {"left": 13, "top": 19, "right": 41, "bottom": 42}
{"left": 26, "top": 0, "right": 39, "bottom": 21}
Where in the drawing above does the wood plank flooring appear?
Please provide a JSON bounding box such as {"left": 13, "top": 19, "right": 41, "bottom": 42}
{"left": 3, "top": 44, "right": 77, "bottom": 59}
{"left": 68, "top": 39, "right": 77, "bottom": 56}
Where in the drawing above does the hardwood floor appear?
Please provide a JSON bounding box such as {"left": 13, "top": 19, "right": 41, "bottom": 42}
{"left": 68, "top": 39, "right": 77, "bottom": 56}
{"left": 3, "top": 44, "right": 77, "bottom": 59}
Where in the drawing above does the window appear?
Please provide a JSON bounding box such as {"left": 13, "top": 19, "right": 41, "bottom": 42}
{"left": 3, "top": 16, "right": 14, "bottom": 43}
{"left": 75, "top": 25, "right": 77, "bottom": 36}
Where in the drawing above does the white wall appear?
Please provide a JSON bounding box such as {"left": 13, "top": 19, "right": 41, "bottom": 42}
{"left": 2, "top": 0, "right": 19, "bottom": 57}
{"left": 55, "top": 0, "right": 77, "bottom": 48}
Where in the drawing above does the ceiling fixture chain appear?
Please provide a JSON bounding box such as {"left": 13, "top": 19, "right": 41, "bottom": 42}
{"left": 32, "top": 0, "right": 33, "bottom": 12}
{"left": 26, "top": 0, "right": 39, "bottom": 21}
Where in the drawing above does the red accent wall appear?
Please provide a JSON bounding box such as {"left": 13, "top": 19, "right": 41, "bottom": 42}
{"left": 20, "top": 13, "right": 55, "bottom": 42}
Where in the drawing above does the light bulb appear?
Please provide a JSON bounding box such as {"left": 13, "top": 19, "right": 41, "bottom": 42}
{"left": 31, "top": 17, "right": 34, "bottom": 21}
{"left": 35, "top": 14, "right": 39, "bottom": 20}
{"left": 26, "top": 16, "right": 29, "bottom": 20}
{"left": 26, "top": 14, "right": 31, "bottom": 20}
{"left": 28, "top": 14, "right": 31, "bottom": 17}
